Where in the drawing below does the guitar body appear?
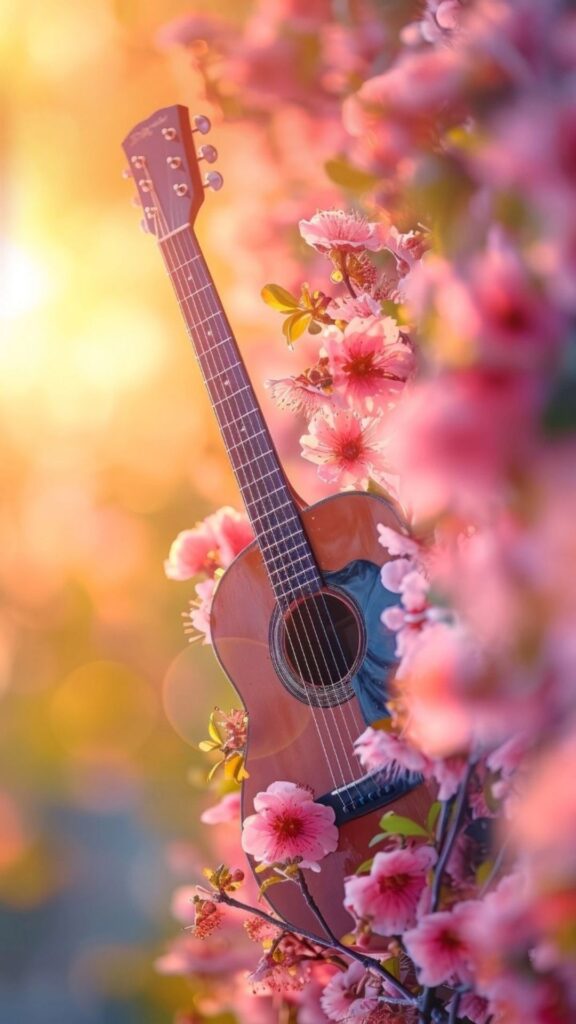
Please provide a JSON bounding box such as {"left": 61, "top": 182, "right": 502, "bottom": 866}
{"left": 211, "top": 489, "right": 430, "bottom": 940}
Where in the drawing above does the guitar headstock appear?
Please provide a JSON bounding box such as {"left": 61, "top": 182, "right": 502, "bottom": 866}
{"left": 122, "top": 105, "right": 223, "bottom": 241}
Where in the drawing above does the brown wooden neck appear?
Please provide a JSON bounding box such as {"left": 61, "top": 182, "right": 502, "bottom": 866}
{"left": 158, "top": 227, "right": 322, "bottom": 601}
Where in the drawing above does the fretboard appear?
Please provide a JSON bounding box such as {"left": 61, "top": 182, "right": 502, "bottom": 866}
{"left": 159, "top": 228, "right": 323, "bottom": 603}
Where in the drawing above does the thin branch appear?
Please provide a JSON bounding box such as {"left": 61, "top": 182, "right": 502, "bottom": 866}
{"left": 431, "top": 761, "right": 476, "bottom": 913}
{"left": 214, "top": 887, "right": 418, "bottom": 1006}
{"left": 420, "top": 761, "right": 476, "bottom": 1024}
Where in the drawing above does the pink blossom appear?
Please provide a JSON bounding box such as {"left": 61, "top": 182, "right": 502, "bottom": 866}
{"left": 165, "top": 506, "right": 253, "bottom": 580}
{"left": 265, "top": 358, "right": 334, "bottom": 417}
{"left": 325, "top": 316, "right": 415, "bottom": 412}
{"left": 299, "top": 210, "right": 384, "bottom": 254}
{"left": 164, "top": 523, "right": 218, "bottom": 580}
{"left": 326, "top": 293, "right": 381, "bottom": 322}
{"left": 200, "top": 791, "right": 242, "bottom": 825}
{"left": 344, "top": 846, "right": 436, "bottom": 935}
{"left": 380, "top": 557, "right": 414, "bottom": 593}
{"left": 396, "top": 622, "right": 484, "bottom": 757}
{"left": 380, "top": 567, "right": 436, "bottom": 659}
{"left": 385, "top": 372, "right": 541, "bottom": 521}
{"left": 377, "top": 526, "right": 420, "bottom": 560}
{"left": 186, "top": 577, "right": 217, "bottom": 645}
{"left": 209, "top": 506, "right": 254, "bottom": 567}
{"left": 320, "top": 961, "right": 380, "bottom": 1022}
{"left": 300, "top": 409, "right": 389, "bottom": 488}
{"left": 404, "top": 907, "right": 474, "bottom": 986}
{"left": 354, "top": 725, "right": 429, "bottom": 776}
{"left": 430, "top": 755, "right": 468, "bottom": 801}
{"left": 241, "top": 781, "right": 338, "bottom": 870}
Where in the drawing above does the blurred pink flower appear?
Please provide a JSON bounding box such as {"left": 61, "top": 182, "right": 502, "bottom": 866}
{"left": 187, "top": 577, "right": 217, "bottom": 645}
{"left": 344, "top": 846, "right": 436, "bottom": 935}
{"left": 200, "top": 791, "right": 242, "bottom": 825}
{"left": 299, "top": 210, "right": 384, "bottom": 254}
{"left": 397, "top": 622, "right": 485, "bottom": 757}
{"left": 165, "top": 523, "right": 218, "bottom": 580}
{"left": 377, "top": 526, "right": 420, "bottom": 559}
{"left": 165, "top": 506, "right": 253, "bottom": 580}
{"left": 404, "top": 906, "right": 474, "bottom": 986}
{"left": 241, "top": 781, "right": 338, "bottom": 870}
{"left": 430, "top": 755, "right": 468, "bottom": 801}
{"left": 354, "top": 726, "right": 429, "bottom": 776}
{"left": 386, "top": 372, "right": 541, "bottom": 521}
{"left": 325, "top": 316, "right": 415, "bottom": 412}
{"left": 300, "top": 409, "right": 389, "bottom": 488}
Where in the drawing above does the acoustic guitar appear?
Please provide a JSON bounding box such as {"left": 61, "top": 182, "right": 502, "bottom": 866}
{"left": 123, "top": 105, "right": 430, "bottom": 940}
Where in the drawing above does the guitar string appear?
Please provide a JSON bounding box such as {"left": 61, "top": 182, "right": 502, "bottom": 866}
{"left": 150, "top": 177, "right": 354, "bottom": 803}
{"left": 151, "top": 166, "right": 366, "bottom": 804}
{"left": 158, "top": 185, "right": 370, "bottom": 801}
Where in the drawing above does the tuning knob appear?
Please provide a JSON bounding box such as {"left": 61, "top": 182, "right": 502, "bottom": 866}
{"left": 198, "top": 144, "right": 218, "bottom": 164}
{"left": 193, "top": 114, "right": 211, "bottom": 135}
{"left": 139, "top": 218, "right": 150, "bottom": 233}
{"left": 204, "top": 171, "right": 223, "bottom": 191}
{"left": 121, "top": 167, "right": 132, "bottom": 179}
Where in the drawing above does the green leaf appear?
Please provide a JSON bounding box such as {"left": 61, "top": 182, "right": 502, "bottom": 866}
{"left": 380, "top": 956, "right": 400, "bottom": 980}
{"left": 355, "top": 857, "right": 374, "bottom": 874}
{"left": 379, "top": 812, "right": 428, "bottom": 838}
{"left": 259, "top": 874, "right": 288, "bottom": 897}
{"left": 282, "top": 311, "right": 312, "bottom": 345}
{"left": 325, "top": 157, "right": 379, "bottom": 193}
{"left": 476, "top": 859, "right": 493, "bottom": 887}
{"left": 261, "top": 284, "right": 300, "bottom": 313}
{"left": 368, "top": 832, "right": 390, "bottom": 848}
{"left": 426, "top": 801, "right": 442, "bottom": 835}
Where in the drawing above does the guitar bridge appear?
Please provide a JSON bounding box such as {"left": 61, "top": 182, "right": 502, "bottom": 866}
{"left": 316, "top": 769, "right": 422, "bottom": 826}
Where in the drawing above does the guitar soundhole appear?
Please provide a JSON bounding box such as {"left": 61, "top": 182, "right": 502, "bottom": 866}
{"left": 271, "top": 589, "right": 364, "bottom": 707}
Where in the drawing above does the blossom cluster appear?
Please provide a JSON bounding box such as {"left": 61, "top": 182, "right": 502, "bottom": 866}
{"left": 159, "top": 1, "right": 576, "bottom": 1022}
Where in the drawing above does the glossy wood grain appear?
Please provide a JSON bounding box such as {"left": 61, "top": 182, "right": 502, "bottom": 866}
{"left": 211, "top": 491, "right": 431, "bottom": 940}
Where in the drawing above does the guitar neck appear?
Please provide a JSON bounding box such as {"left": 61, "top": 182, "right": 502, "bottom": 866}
{"left": 159, "top": 227, "right": 323, "bottom": 601}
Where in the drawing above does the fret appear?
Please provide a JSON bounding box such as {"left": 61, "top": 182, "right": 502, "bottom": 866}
{"left": 265, "top": 539, "right": 313, "bottom": 563}
{"left": 213, "top": 384, "right": 252, "bottom": 407}
{"left": 203, "top": 361, "right": 242, "bottom": 384}
{"left": 238, "top": 466, "right": 284, "bottom": 490}
{"left": 165, "top": 253, "right": 201, "bottom": 272}
{"left": 245, "top": 500, "right": 295, "bottom": 528}
{"left": 231, "top": 450, "right": 275, "bottom": 473}
{"left": 220, "top": 408, "right": 261, "bottom": 431}
{"left": 192, "top": 311, "right": 226, "bottom": 329}
{"left": 179, "top": 283, "right": 216, "bottom": 300}
{"left": 267, "top": 555, "right": 318, "bottom": 578}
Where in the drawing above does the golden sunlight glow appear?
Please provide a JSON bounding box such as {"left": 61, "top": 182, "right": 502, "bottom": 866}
{"left": 0, "top": 241, "right": 49, "bottom": 321}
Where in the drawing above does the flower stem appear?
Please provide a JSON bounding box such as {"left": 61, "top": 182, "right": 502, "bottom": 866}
{"left": 419, "top": 761, "right": 476, "bottom": 1024}
{"left": 215, "top": 887, "right": 417, "bottom": 1006}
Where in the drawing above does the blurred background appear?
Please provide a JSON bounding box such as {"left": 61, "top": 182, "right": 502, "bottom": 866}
{"left": 0, "top": 0, "right": 335, "bottom": 1020}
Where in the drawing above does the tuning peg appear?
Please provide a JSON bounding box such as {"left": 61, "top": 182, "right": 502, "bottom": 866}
{"left": 198, "top": 144, "right": 218, "bottom": 164}
{"left": 121, "top": 167, "right": 132, "bottom": 179}
{"left": 139, "top": 218, "right": 150, "bottom": 233}
{"left": 192, "top": 114, "right": 211, "bottom": 135}
{"left": 131, "top": 194, "right": 142, "bottom": 207}
{"left": 204, "top": 171, "right": 223, "bottom": 192}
